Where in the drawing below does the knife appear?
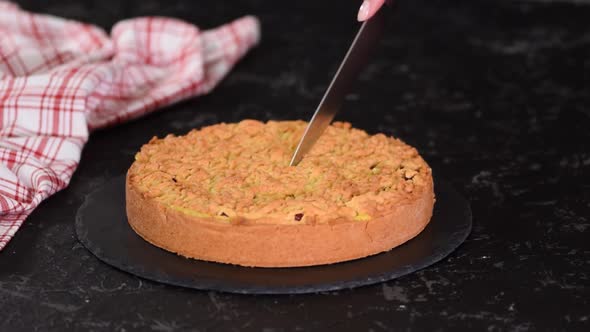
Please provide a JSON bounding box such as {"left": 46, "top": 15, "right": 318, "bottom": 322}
{"left": 289, "top": 8, "right": 385, "bottom": 166}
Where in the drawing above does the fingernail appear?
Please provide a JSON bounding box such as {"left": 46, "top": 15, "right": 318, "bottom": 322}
{"left": 357, "top": 0, "right": 370, "bottom": 21}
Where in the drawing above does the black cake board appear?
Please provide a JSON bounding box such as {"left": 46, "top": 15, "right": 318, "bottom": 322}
{"left": 75, "top": 176, "right": 471, "bottom": 294}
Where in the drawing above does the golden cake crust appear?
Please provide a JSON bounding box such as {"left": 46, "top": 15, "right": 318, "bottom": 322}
{"left": 126, "top": 120, "right": 435, "bottom": 267}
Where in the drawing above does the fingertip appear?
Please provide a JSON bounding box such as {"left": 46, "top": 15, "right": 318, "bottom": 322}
{"left": 357, "top": 0, "right": 370, "bottom": 21}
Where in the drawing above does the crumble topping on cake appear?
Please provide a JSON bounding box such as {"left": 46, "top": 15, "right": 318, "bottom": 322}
{"left": 128, "top": 120, "right": 431, "bottom": 225}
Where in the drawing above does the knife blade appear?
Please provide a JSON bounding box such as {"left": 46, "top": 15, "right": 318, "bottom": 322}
{"left": 289, "top": 9, "right": 384, "bottom": 166}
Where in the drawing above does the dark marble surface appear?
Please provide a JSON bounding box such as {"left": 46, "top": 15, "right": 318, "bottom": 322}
{"left": 1, "top": 0, "right": 589, "bottom": 330}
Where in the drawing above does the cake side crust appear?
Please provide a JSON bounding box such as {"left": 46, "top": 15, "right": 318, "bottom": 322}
{"left": 126, "top": 172, "right": 435, "bottom": 268}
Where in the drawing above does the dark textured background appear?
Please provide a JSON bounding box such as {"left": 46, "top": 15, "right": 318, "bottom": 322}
{"left": 1, "top": 0, "right": 589, "bottom": 330}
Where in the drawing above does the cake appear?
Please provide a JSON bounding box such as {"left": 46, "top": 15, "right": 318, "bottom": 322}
{"left": 126, "top": 120, "right": 435, "bottom": 267}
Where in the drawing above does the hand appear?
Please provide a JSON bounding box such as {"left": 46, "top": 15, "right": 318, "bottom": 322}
{"left": 357, "top": 0, "right": 386, "bottom": 22}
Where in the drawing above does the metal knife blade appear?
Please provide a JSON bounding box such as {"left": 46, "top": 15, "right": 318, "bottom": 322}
{"left": 289, "top": 9, "right": 384, "bottom": 166}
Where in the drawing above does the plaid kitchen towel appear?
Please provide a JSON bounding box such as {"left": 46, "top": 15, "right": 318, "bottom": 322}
{"left": 0, "top": 2, "right": 260, "bottom": 249}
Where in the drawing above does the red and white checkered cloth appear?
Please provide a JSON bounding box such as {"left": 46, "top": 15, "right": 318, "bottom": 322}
{"left": 0, "top": 2, "right": 260, "bottom": 250}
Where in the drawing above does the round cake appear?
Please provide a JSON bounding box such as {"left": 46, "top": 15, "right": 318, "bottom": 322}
{"left": 126, "top": 120, "right": 435, "bottom": 267}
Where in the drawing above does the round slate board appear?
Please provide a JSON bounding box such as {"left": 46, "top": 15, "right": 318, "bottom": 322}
{"left": 76, "top": 176, "right": 471, "bottom": 294}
